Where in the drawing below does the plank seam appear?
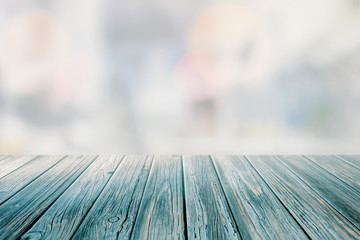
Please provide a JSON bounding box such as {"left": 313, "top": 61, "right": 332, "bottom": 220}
{"left": 69, "top": 155, "right": 126, "bottom": 240}
{"left": 180, "top": 155, "right": 189, "bottom": 240}
{"left": 301, "top": 155, "right": 360, "bottom": 194}
{"left": 17, "top": 155, "right": 99, "bottom": 239}
{"left": 128, "top": 155, "right": 155, "bottom": 240}
{"left": 244, "top": 155, "right": 312, "bottom": 240}
{"left": 335, "top": 155, "right": 360, "bottom": 170}
{"left": 209, "top": 155, "right": 243, "bottom": 240}
{"left": 275, "top": 155, "right": 360, "bottom": 231}
{"left": 0, "top": 155, "right": 68, "bottom": 206}
{"left": 0, "top": 155, "right": 40, "bottom": 180}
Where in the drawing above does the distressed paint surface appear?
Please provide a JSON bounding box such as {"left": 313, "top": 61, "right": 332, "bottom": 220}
{"left": 0, "top": 155, "right": 359, "bottom": 239}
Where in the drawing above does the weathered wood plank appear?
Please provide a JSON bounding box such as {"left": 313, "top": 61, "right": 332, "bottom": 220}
{"left": 20, "top": 155, "right": 123, "bottom": 240}
{"left": 247, "top": 155, "right": 360, "bottom": 240}
{"left": 72, "top": 155, "right": 153, "bottom": 240}
{"left": 212, "top": 155, "right": 308, "bottom": 240}
{"left": 278, "top": 155, "right": 360, "bottom": 229}
{"left": 0, "top": 155, "right": 65, "bottom": 205}
{"left": 131, "top": 155, "right": 185, "bottom": 240}
{"left": 0, "top": 155, "right": 96, "bottom": 239}
{"left": 338, "top": 155, "right": 360, "bottom": 169}
{"left": 0, "top": 155, "right": 38, "bottom": 178}
{"left": 305, "top": 155, "right": 360, "bottom": 192}
{"left": 183, "top": 155, "right": 240, "bottom": 240}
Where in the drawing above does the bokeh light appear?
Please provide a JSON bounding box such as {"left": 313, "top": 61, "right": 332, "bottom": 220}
{"left": 0, "top": 0, "right": 358, "bottom": 154}
{"left": 176, "top": 4, "right": 272, "bottom": 101}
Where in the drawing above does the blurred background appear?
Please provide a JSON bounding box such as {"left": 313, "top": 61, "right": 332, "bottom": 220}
{"left": 0, "top": 0, "right": 359, "bottom": 154}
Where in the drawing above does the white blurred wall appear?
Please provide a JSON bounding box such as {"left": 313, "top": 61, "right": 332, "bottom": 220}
{"left": 0, "top": 0, "right": 359, "bottom": 154}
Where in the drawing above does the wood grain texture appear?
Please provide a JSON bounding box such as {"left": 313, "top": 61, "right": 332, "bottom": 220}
{"left": 278, "top": 155, "right": 360, "bottom": 229}
{"left": 131, "top": 155, "right": 185, "bottom": 240}
{"left": 1, "top": 154, "right": 359, "bottom": 239}
{"left": 305, "top": 155, "right": 360, "bottom": 192}
{"left": 212, "top": 155, "right": 309, "bottom": 240}
{"left": 20, "top": 155, "right": 123, "bottom": 240}
{"left": 247, "top": 155, "right": 360, "bottom": 240}
{"left": 72, "top": 155, "right": 153, "bottom": 240}
{"left": 0, "top": 155, "right": 96, "bottom": 239}
{"left": 183, "top": 155, "right": 240, "bottom": 240}
{"left": 0, "top": 155, "right": 65, "bottom": 205}
{"left": 0, "top": 155, "right": 37, "bottom": 178}
{"left": 338, "top": 155, "right": 360, "bottom": 169}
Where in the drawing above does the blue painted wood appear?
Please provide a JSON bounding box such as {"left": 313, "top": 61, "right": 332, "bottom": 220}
{"left": 248, "top": 155, "right": 360, "bottom": 239}
{"left": 0, "top": 155, "right": 65, "bottom": 205}
{"left": 278, "top": 155, "right": 360, "bottom": 229}
{"left": 212, "top": 155, "right": 309, "bottom": 240}
{"left": 0, "top": 155, "right": 96, "bottom": 239}
{"left": 0, "top": 155, "right": 37, "bottom": 178}
{"left": 338, "top": 155, "right": 360, "bottom": 169}
{"left": 21, "top": 155, "right": 123, "bottom": 240}
{"left": 183, "top": 155, "right": 241, "bottom": 240}
{"left": 131, "top": 155, "right": 185, "bottom": 239}
{"left": 71, "top": 155, "right": 152, "bottom": 240}
{"left": 305, "top": 155, "right": 360, "bottom": 192}
{"left": 0, "top": 155, "right": 359, "bottom": 239}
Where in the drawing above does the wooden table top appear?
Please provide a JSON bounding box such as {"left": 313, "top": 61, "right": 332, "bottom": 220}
{"left": 0, "top": 155, "right": 359, "bottom": 239}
